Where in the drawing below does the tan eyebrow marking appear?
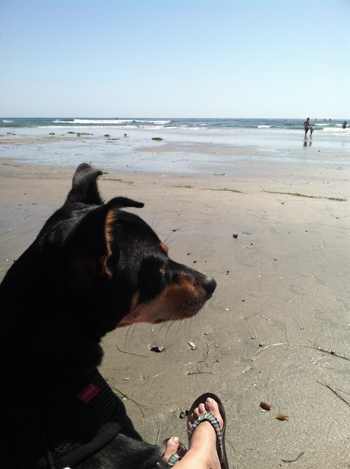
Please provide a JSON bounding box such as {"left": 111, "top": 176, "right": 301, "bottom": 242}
{"left": 160, "top": 242, "right": 168, "bottom": 255}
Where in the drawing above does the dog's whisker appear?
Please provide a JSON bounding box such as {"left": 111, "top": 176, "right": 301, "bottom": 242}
{"left": 150, "top": 216, "right": 163, "bottom": 233}
{"left": 124, "top": 320, "right": 138, "bottom": 347}
{"left": 163, "top": 232, "right": 176, "bottom": 245}
{"left": 163, "top": 319, "right": 178, "bottom": 338}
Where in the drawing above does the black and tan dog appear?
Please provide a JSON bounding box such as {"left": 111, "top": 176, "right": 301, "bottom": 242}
{"left": 0, "top": 163, "right": 216, "bottom": 469}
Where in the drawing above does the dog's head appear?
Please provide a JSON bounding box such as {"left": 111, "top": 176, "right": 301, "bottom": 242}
{"left": 0, "top": 163, "right": 216, "bottom": 387}
{"left": 51, "top": 163, "right": 216, "bottom": 336}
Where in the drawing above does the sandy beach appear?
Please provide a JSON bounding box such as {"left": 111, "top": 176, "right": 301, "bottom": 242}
{"left": 0, "top": 132, "right": 349, "bottom": 467}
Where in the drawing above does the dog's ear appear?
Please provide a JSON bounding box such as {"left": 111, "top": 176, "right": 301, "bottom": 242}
{"left": 66, "top": 163, "right": 103, "bottom": 205}
{"left": 63, "top": 197, "right": 144, "bottom": 289}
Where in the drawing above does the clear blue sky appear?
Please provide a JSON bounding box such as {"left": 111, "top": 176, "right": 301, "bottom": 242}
{"left": 1, "top": 0, "right": 349, "bottom": 118}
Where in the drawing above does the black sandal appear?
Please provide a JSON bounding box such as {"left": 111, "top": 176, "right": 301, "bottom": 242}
{"left": 187, "top": 392, "right": 229, "bottom": 469}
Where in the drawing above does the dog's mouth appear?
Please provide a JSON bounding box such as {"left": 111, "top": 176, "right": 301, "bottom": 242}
{"left": 116, "top": 301, "right": 205, "bottom": 327}
{"left": 117, "top": 277, "right": 216, "bottom": 327}
{"left": 176, "top": 295, "right": 212, "bottom": 319}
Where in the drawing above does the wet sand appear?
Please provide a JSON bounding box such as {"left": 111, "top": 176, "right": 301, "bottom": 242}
{"left": 0, "top": 149, "right": 349, "bottom": 467}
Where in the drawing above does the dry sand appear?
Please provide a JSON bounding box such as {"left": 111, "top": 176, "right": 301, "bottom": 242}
{"left": 0, "top": 158, "right": 349, "bottom": 468}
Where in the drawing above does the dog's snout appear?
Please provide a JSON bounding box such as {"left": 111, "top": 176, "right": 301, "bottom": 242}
{"left": 203, "top": 276, "right": 217, "bottom": 295}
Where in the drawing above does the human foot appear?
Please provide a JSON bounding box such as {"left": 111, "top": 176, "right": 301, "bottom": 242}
{"left": 186, "top": 396, "right": 224, "bottom": 469}
{"left": 161, "top": 437, "right": 187, "bottom": 468}
{"left": 188, "top": 396, "right": 224, "bottom": 434}
{"left": 160, "top": 394, "right": 228, "bottom": 469}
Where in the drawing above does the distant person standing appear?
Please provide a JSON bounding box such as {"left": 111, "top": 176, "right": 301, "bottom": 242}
{"left": 310, "top": 126, "right": 313, "bottom": 137}
{"left": 304, "top": 118, "right": 310, "bottom": 137}
{"left": 342, "top": 121, "right": 347, "bottom": 129}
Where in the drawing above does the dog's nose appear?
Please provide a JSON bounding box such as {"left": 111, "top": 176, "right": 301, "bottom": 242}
{"left": 203, "top": 276, "right": 217, "bottom": 295}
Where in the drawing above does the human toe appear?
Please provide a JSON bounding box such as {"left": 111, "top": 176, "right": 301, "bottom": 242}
{"left": 205, "top": 397, "right": 223, "bottom": 429}
{"left": 161, "top": 437, "right": 187, "bottom": 467}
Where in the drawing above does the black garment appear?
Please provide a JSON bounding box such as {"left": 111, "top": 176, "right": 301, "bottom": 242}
{"left": 1, "top": 369, "right": 142, "bottom": 469}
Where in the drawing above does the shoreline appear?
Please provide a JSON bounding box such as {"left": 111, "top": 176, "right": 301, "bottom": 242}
{"left": 1, "top": 150, "right": 350, "bottom": 467}
{"left": 1, "top": 128, "right": 349, "bottom": 180}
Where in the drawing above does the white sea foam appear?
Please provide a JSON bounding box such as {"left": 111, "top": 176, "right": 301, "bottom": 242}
{"left": 322, "top": 126, "right": 350, "bottom": 134}
{"left": 50, "top": 118, "right": 173, "bottom": 126}
{"left": 39, "top": 125, "right": 121, "bottom": 129}
{"left": 73, "top": 119, "right": 131, "bottom": 125}
{"left": 126, "top": 125, "right": 165, "bottom": 130}
{"left": 138, "top": 119, "right": 169, "bottom": 123}
{"left": 258, "top": 125, "right": 272, "bottom": 128}
{"left": 64, "top": 119, "right": 172, "bottom": 125}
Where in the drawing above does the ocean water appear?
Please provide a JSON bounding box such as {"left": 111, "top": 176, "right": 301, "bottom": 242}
{"left": 1, "top": 117, "right": 349, "bottom": 174}
{"left": 1, "top": 117, "right": 349, "bottom": 135}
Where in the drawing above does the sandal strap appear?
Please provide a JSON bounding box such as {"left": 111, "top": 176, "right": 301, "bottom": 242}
{"left": 188, "top": 411, "right": 224, "bottom": 463}
{"left": 165, "top": 452, "right": 182, "bottom": 468}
